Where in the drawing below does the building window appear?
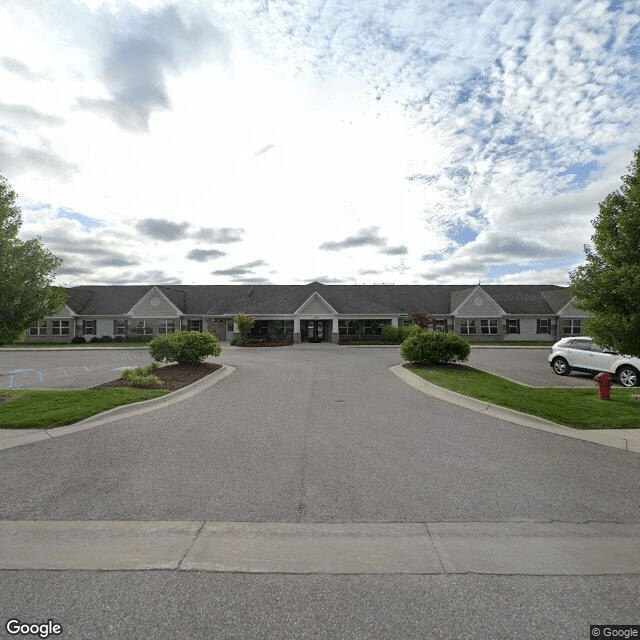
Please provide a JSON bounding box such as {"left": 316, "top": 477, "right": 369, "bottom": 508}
{"left": 536, "top": 319, "right": 550, "bottom": 334}
{"left": 136, "top": 321, "right": 154, "bottom": 335}
{"left": 459, "top": 320, "right": 476, "bottom": 335}
{"left": 399, "top": 318, "right": 414, "bottom": 326}
{"left": 188, "top": 319, "right": 201, "bottom": 332}
{"left": 83, "top": 320, "right": 96, "bottom": 335}
{"left": 227, "top": 321, "right": 234, "bottom": 332}
{"left": 364, "top": 320, "right": 383, "bottom": 335}
{"left": 507, "top": 319, "right": 520, "bottom": 334}
{"left": 434, "top": 319, "right": 448, "bottom": 332}
{"left": 29, "top": 322, "right": 47, "bottom": 336}
{"left": 563, "top": 319, "right": 581, "bottom": 335}
{"left": 158, "top": 320, "right": 175, "bottom": 334}
{"left": 481, "top": 319, "right": 498, "bottom": 335}
{"left": 52, "top": 320, "right": 70, "bottom": 335}
{"left": 114, "top": 320, "right": 126, "bottom": 335}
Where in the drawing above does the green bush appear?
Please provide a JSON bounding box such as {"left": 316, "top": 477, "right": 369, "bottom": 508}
{"left": 149, "top": 330, "right": 221, "bottom": 365}
{"left": 120, "top": 362, "right": 162, "bottom": 387}
{"left": 234, "top": 312, "right": 255, "bottom": 340}
{"left": 99, "top": 335, "right": 113, "bottom": 343}
{"left": 71, "top": 336, "right": 86, "bottom": 344}
{"left": 400, "top": 330, "right": 470, "bottom": 365}
{"left": 381, "top": 324, "right": 422, "bottom": 344}
{"left": 127, "top": 372, "right": 164, "bottom": 388}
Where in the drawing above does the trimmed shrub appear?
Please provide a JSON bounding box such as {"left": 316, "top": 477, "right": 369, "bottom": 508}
{"left": 71, "top": 336, "right": 86, "bottom": 344}
{"left": 400, "top": 331, "right": 470, "bottom": 365}
{"left": 90, "top": 336, "right": 101, "bottom": 343}
{"left": 99, "top": 335, "right": 113, "bottom": 343}
{"left": 149, "top": 330, "right": 221, "bottom": 365}
{"left": 120, "top": 362, "right": 161, "bottom": 387}
{"left": 127, "top": 372, "right": 164, "bottom": 388}
{"left": 112, "top": 335, "right": 125, "bottom": 342}
{"left": 381, "top": 324, "right": 422, "bottom": 344}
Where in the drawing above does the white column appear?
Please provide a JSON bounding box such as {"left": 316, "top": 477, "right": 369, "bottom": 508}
{"left": 391, "top": 316, "right": 399, "bottom": 327}
{"left": 294, "top": 317, "right": 300, "bottom": 333}
{"left": 332, "top": 317, "right": 339, "bottom": 333}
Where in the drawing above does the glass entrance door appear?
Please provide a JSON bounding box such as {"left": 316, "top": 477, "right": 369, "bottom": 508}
{"left": 306, "top": 320, "right": 324, "bottom": 343}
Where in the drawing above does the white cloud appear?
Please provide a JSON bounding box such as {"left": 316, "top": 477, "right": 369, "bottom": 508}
{"left": 1, "top": 0, "right": 638, "bottom": 286}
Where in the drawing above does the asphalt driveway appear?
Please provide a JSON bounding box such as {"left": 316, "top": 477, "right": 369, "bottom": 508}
{"left": 2, "top": 344, "right": 639, "bottom": 639}
{"left": 2, "top": 344, "right": 639, "bottom": 522}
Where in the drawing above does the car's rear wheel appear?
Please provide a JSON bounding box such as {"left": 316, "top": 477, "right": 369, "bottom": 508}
{"left": 617, "top": 365, "right": 639, "bottom": 388}
{"left": 552, "top": 357, "right": 571, "bottom": 376}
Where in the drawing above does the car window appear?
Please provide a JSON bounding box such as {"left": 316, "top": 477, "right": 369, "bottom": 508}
{"left": 571, "top": 339, "right": 592, "bottom": 350}
{"left": 589, "top": 344, "right": 604, "bottom": 353}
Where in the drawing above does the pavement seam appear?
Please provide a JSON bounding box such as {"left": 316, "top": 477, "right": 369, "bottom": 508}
{"left": 177, "top": 520, "right": 207, "bottom": 570}
{"left": 423, "top": 522, "right": 447, "bottom": 574}
{"left": 389, "top": 364, "right": 639, "bottom": 455}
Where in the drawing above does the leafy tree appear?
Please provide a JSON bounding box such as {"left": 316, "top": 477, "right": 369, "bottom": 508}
{"left": 409, "top": 311, "right": 433, "bottom": 330}
{"left": 233, "top": 312, "right": 255, "bottom": 340}
{"left": 569, "top": 146, "right": 640, "bottom": 357}
{"left": 149, "top": 330, "right": 221, "bottom": 365}
{"left": 0, "top": 174, "right": 65, "bottom": 344}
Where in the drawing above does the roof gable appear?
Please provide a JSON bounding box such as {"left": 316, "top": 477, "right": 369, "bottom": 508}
{"left": 295, "top": 291, "right": 338, "bottom": 315}
{"left": 128, "top": 286, "right": 182, "bottom": 317}
{"left": 452, "top": 285, "right": 506, "bottom": 316}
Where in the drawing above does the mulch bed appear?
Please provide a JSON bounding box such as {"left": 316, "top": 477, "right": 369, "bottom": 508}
{"left": 240, "top": 341, "right": 293, "bottom": 347}
{"left": 91, "top": 362, "right": 222, "bottom": 391}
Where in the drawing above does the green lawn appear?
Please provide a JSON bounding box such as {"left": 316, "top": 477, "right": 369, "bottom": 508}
{"left": 0, "top": 388, "right": 169, "bottom": 428}
{"left": 409, "top": 365, "right": 640, "bottom": 429}
{"left": 467, "top": 340, "right": 555, "bottom": 347}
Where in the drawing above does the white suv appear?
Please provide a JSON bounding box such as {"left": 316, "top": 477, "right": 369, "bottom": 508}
{"left": 549, "top": 337, "right": 640, "bottom": 387}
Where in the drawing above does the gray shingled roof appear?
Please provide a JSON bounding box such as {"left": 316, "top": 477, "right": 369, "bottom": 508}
{"left": 63, "top": 283, "right": 569, "bottom": 316}
{"left": 481, "top": 285, "right": 564, "bottom": 314}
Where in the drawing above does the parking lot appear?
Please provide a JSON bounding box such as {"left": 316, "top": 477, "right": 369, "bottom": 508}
{"left": 0, "top": 344, "right": 609, "bottom": 391}
{"left": 0, "top": 349, "right": 155, "bottom": 390}
{"left": 467, "top": 347, "right": 600, "bottom": 387}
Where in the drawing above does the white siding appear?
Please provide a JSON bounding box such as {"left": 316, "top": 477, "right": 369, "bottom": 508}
{"left": 54, "top": 305, "right": 75, "bottom": 318}
{"left": 456, "top": 289, "right": 504, "bottom": 317}
{"left": 299, "top": 295, "right": 334, "bottom": 315}
{"left": 97, "top": 319, "right": 113, "bottom": 336}
{"left": 130, "top": 289, "right": 180, "bottom": 318}
{"left": 557, "top": 300, "right": 589, "bottom": 317}
{"left": 503, "top": 317, "right": 554, "bottom": 341}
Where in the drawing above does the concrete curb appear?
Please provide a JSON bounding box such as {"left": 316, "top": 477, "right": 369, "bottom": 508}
{"left": 389, "top": 364, "right": 640, "bottom": 454}
{"left": 0, "top": 346, "right": 151, "bottom": 351}
{"left": 0, "top": 364, "right": 236, "bottom": 452}
{"left": 2, "top": 520, "right": 639, "bottom": 574}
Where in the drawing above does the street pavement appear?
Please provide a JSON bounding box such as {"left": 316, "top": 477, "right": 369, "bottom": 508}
{"left": 1, "top": 344, "right": 639, "bottom": 638}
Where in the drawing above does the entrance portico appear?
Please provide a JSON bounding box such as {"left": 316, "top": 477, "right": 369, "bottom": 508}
{"left": 293, "top": 291, "right": 340, "bottom": 344}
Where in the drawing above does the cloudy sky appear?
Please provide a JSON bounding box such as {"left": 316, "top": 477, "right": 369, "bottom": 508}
{"left": 1, "top": 0, "right": 639, "bottom": 287}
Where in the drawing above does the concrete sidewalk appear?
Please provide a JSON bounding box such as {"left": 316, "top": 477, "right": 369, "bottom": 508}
{"left": 390, "top": 365, "right": 640, "bottom": 454}
{"left": 2, "top": 520, "right": 639, "bottom": 575}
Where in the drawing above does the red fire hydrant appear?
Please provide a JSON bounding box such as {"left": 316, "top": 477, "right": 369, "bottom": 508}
{"left": 594, "top": 372, "right": 613, "bottom": 400}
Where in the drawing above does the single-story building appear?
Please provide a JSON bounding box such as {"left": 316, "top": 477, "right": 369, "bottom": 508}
{"left": 25, "top": 282, "right": 589, "bottom": 344}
